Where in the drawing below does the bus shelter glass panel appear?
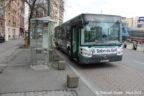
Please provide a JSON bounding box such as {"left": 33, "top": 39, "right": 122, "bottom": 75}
{"left": 31, "top": 20, "right": 54, "bottom": 66}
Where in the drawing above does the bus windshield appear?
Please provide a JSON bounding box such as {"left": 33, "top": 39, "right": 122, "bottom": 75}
{"left": 81, "top": 21, "right": 121, "bottom": 45}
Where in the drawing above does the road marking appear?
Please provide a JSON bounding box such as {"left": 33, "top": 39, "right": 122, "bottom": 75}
{"left": 134, "top": 60, "right": 144, "bottom": 65}
{"left": 67, "top": 63, "right": 103, "bottom": 96}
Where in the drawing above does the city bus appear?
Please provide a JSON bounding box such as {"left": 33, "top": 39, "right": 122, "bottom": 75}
{"left": 54, "top": 14, "right": 123, "bottom": 64}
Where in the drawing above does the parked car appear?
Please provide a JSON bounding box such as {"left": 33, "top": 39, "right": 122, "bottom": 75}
{"left": 0, "top": 36, "right": 5, "bottom": 43}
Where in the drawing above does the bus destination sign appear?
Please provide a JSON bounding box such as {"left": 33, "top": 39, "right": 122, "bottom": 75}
{"left": 92, "top": 48, "right": 117, "bottom": 55}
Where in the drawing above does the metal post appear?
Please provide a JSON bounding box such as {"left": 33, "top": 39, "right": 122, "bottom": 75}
{"left": 47, "top": 0, "right": 50, "bottom": 16}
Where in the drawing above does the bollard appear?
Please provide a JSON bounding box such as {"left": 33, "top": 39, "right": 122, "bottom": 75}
{"left": 136, "top": 44, "right": 144, "bottom": 52}
{"left": 126, "top": 43, "right": 134, "bottom": 50}
{"left": 67, "top": 74, "right": 79, "bottom": 88}
{"left": 53, "top": 54, "right": 59, "bottom": 61}
{"left": 58, "top": 61, "right": 66, "bottom": 70}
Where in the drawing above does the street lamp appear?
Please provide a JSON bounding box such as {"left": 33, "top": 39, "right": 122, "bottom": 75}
{"left": 47, "top": 0, "right": 50, "bottom": 16}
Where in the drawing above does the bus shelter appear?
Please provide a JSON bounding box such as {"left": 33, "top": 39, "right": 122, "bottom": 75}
{"left": 30, "top": 17, "right": 55, "bottom": 70}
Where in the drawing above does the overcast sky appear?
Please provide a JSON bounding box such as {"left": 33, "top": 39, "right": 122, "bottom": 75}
{"left": 64, "top": 0, "right": 144, "bottom": 22}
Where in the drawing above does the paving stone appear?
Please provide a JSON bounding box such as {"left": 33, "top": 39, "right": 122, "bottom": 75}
{"left": 0, "top": 64, "right": 7, "bottom": 73}
{"left": 0, "top": 90, "right": 77, "bottom": 96}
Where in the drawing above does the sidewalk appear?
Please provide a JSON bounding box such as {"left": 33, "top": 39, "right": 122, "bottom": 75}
{"left": 0, "top": 44, "right": 95, "bottom": 96}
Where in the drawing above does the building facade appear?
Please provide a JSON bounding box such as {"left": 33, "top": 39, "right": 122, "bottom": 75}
{"left": 122, "top": 18, "right": 134, "bottom": 28}
{"left": 0, "top": 0, "right": 5, "bottom": 37}
{"left": 122, "top": 17, "right": 144, "bottom": 29}
{"left": 0, "top": 18, "right": 5, "bottom": 36}
{"left": 135, "top": 17, "right": 144, "bottom": 28}
{"left": 50, "top": 0, "right": 64, "bottom": 26}
{"left": 0, "top": 0, "right": 25, "bottom": 41}
{"left": 19, "top": 0, "right": 25, "bottom": 37}
{"left": 32, "top": 0, "right": 64, "bottom": 28}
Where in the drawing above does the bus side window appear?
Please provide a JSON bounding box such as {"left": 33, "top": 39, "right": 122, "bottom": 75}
{"left": 59, "top": 28, "right": 62, "bottom": 39}
{"left": 66, "top": 26, "right": 70, "bottom": 41}
{"left": 73, "top": 27, "right": 77, "bottom": 41}
{"left": 61, "top": 28, "right": 64, "bottom": 40}
{"left": 64, "top": 28, "right": 67, "bottom": 40}
{"left": 58, "top": 29, "right": 60, "bottom": 39}
{"left": 66, "top": 31, "right": 69, "bottom": 40}
{"left": 66, "top": 28, "right": 71, "bottom": 41}
{"left": 55, "top": 30, "right": 57, "bottom": 38}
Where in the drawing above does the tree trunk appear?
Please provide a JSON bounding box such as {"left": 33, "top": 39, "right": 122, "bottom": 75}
{"left": 27, "top": 13, "right": 32, "bottom": 47}
{"left": 25, "top": 0, "right": 37, "bottom": 47}
{"left": 27, "top": 7, "right": 35, "bottom": 47}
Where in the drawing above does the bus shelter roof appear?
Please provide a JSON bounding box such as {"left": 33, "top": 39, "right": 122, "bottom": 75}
{"left": 31, "top": 16, "right": 55, "bottom": 23}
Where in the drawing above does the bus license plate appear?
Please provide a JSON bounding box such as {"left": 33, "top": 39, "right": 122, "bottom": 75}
{"left": 100, "top": 60, "right": 109, "bottom": 63}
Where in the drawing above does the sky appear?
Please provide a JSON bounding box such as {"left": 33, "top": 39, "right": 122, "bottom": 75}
{"left": 64, "top": 0, "right": 144, "bottom": 22}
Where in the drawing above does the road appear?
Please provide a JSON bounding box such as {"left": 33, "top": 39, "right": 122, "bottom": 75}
{"left": 119, "top": 49, "right": 144, "bottom": 72}
{"left": 56, "top": 49, "right": 144, "bottom": 96}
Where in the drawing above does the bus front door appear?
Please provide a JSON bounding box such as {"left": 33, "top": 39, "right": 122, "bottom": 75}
{"left": 72, "top": 27, "right": 78, "bottom": 58}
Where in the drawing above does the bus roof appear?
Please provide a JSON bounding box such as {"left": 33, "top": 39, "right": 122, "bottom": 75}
{"left": 56, "top": 13, "right": 121, "bottom": 28}
{"left": 57, "top": 14, "right": 82, "bottom": 27}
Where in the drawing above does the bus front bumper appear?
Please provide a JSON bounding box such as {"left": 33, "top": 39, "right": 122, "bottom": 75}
{"left": 79, "top": 54, "right": 122, "bottom": 64}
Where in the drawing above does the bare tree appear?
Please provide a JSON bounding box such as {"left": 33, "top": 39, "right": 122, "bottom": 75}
{"left": 24, "top": 0, "right": 47, "bottom": 47}
{"left": 23, "top": 0, "right": 37, "bottom": 47}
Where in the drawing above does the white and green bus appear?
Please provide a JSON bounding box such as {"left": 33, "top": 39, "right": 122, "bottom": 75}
{"left": 55, "top": 14, "right": 123, "bottom": 64}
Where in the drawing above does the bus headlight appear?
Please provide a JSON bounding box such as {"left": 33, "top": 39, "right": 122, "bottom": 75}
{"left": 81, "top": 48, "right": 92, "bottom": 57}
{"left": 117, "top": 47, "right": 123, "bottom": 55}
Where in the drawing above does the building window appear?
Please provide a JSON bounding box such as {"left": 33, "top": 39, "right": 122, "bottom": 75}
{"left": 0, "top": 22, "right": 2, "bottom": 34}
{"left": 8, "top": 20, "right": 10, "bottom": 25}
